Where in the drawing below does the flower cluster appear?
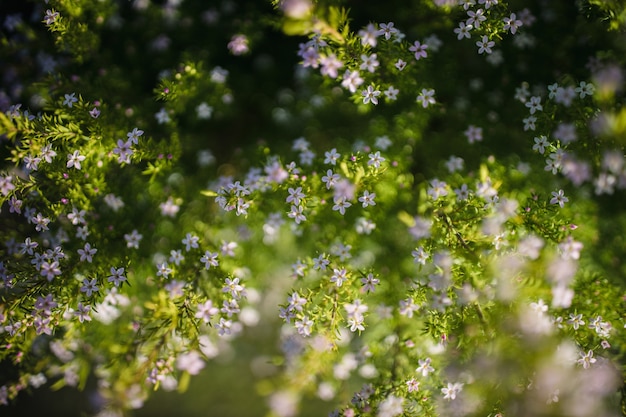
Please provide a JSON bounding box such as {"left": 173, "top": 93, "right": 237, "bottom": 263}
{"left": 0, "top": 1, "right": 625, "bottom": 416}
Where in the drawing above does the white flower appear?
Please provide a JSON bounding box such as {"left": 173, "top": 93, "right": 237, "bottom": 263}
{"left": 377, "top": 22, "right": 399, "bottom": 40}
{"left": 441, "top": 382, "right": 464, "bottom": 400}
{"left": 362, "top": 85, "right": 381, "bottom": 105}
{"left": 416, "top": 88, "right": 435, "bottom": 108}
{"left": 454, "top": 21, "right": 473, "bottom": 40}
{"left": 324, "top": 148, "right": 341, "bottom": 165}
{"left": 412, "top": 246, "right": 429, "bottom": 265}
{"left": 176, "top": 351, "right": 205, "bottom": 375}
{"left": 550, "top": 189, "right": 569, "bottom": 208}
{"left": 377, "top": 394, "right": 403, "bottom": 417}
{"left": 358, "top": 191, "right": 376, "bottom": 207}
{"left": 577, "top": 350, "right": 596, "bottom": 369}
{"left": 155, "top": 108, "right": 171, "bottom": 124}
{"left": 360, "top": 53, "right": 379, "bottom": 73}
{"left": 368, "top": 151, "right": 385, "bottom": 168}
{"left": 409, "top": 41, "right": 428, "bottom": 60}
{"left": 66, "top": 151, "right": 86, "bottom": 169}
{"left": 575, "top": 81, "right": 595, "bottom": 98}
{"left": 196, "top": 102, "right": 213, "bottom": 119}
{"left": 503, "top": 13, "right": 523, "bottom": 34}
{"left": 525, "top": 96, "right": 543, "bottom": 114}
{"left": 416, "top": 357, "right": 434, "bottom": 377}
{"left": 476, "top": 35, "right": 494, "bottom": 54}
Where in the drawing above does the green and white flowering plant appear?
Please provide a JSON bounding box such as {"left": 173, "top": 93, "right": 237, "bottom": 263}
{"left": 0, "top": 0, "right": 625, "bottom": 416}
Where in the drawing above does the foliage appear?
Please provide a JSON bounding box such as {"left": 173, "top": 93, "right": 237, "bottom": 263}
{"left": 0, "top": 0, "right": 625, "bottom": 416}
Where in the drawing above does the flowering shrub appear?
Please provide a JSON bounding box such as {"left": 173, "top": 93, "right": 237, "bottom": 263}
{"left": 1, "top": 0, "right": 625, "bottom": 416}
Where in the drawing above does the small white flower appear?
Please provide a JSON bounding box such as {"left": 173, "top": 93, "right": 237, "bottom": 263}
{"left": 550, "top": 189, "right": 569, "bottom": 208}
{"left": 66, "top": 151, "right": 86, "bottom": 169}
{"left": 362, "top": 85, "right": 381, "bottom": 105}
{"left": 416, "top": 88, "right": 435, "bottom": 108}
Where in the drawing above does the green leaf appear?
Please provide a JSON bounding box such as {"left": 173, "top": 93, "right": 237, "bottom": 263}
{"left": 200, "top": 190, "right": 218, "bottom": 197}
{"left": 282, "top": 18, "right": 314, "bottom": 36}
{"left": 398, "top": 210, "right": 414, "bottom": 227}
{"left": 178, "top": 371, "right": 191, "bottom": 393}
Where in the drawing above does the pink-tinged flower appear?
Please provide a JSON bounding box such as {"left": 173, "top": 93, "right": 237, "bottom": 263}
{"left": 319, "top": 54, "right": 343, "bottom": 78}
{"left": 377, "top": 22, "right": 399, "bottom": 40}
{"left": 409, "top": 41, "right": 428, "bottom": 60}
{"left": 176, "top": 351, "right": 205, "bottom": 375}
{"left": 228, "top": 34, "right": 249, "bottom": 55}
{"left": 44, "top": 9, "right": 59, "bottom": 25}
{"left": 577, "top": 350, "right": 596, "bottom": 369}
{"left": 361, "top": 85, "right": 381, "bottom": 105}
{"left": 195, "top": 300, "right": 219, "bottom": 323}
